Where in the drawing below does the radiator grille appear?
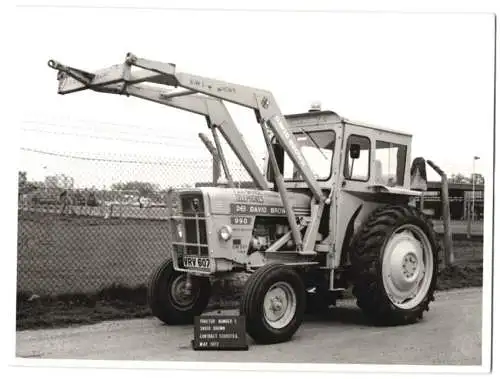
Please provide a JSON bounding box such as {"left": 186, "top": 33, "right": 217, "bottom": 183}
{"left": 171, "top": 194, "right": 208, "bottom": 257}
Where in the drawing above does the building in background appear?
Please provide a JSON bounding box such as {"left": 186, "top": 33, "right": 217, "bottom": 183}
{"left": 420, "top": 181, "right": 484, "bottom": 221}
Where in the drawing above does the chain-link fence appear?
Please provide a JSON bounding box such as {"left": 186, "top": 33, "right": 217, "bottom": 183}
{"left": 17, "top": 146, "right": 484, "bottom": 298}
{"left": 17, "top": 147, "right": 257, "bottom": 297}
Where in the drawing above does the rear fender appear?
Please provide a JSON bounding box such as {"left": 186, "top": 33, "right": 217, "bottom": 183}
{"left": 340, "top": 205, "right": 363, "bottom": 266}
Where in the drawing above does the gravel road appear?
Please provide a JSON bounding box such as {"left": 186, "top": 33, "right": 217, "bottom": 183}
{"left": 16, "top": 288, "right": 483, "bottom": 366}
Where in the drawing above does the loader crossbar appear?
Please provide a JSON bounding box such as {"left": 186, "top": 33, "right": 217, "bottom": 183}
{"left": 48, "top": 53, "right": 327, "bottom": 253}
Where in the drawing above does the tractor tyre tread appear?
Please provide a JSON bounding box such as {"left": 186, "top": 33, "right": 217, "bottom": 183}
{"left": 240, "top": 263, "right": 306, "bottom": 344}
{"left": 147, "top": 258, "right": 211, "bottom": 325}
{"left": 350, "top": 205, "right": 440, "bottom": 326}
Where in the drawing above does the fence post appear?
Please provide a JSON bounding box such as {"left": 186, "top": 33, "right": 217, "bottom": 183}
{"left": 466, "top": 195, "right": 472, "bottom": 239}
{"left": 166, "top": 187, "right": 174, "bottom": 218}
{"left": 426, "top": 160, "right": 454, "bottom": 267}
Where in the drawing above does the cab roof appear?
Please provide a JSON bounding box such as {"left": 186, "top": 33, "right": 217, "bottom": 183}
{"left": 284, "top": 110, "right": 413, "bottom": 138}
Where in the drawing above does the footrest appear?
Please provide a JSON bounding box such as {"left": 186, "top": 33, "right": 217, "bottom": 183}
{"left": 298, "top": 250, "right": 317, "bottom": 256}
{"left": 314, "top": 243, "right": 331, "bottom": 252}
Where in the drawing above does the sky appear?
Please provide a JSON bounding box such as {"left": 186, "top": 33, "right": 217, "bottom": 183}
{"left": 16, "top": 8, "right": 495, "bottom": 189}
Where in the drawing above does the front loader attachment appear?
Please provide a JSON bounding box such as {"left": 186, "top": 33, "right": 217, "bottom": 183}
{"left": 48, "top": 52, "right": 326, "bottom": 254}
{"left": 48, "top": 56, "right": 178, "bottom": 94}
{"left": 48, "top": 57, "right": 268, "bottom": 191}
{"left": 48, "top": 53, "right": 323, "bottom": 200}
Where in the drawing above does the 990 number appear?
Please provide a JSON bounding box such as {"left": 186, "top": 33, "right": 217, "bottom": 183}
{"left": 230, "top": 216, "right": 252, "bottom": 225}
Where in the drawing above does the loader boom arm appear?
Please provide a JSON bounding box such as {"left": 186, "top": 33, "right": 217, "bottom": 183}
{"left": 48, "top": 53, "right": 327, "bottom": 252}
{"left": 48, "top": 59, "right": 268, "bottom": 190}
{"left": 48, "top": 54, "right": 323, "bottom": 201}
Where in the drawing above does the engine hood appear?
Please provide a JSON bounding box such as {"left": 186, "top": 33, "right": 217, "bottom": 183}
{"left": 189, "top": 187, "right": 312, "bottom": 216}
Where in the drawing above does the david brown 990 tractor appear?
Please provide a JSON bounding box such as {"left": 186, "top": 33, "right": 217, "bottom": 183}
{"left": 48, "top": 53, "right": 440, "bottom": 345}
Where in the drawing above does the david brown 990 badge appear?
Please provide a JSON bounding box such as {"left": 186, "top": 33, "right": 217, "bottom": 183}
{"left": 230, "top": 216, "right": 252, "bottom": 225}
{"left": 183, "top": 256, "right": 210, "bottom": 270}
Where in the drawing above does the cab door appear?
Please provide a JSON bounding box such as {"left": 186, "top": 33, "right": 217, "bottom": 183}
{"left": 330, "top": 124, "right": 379, "bottom": 269}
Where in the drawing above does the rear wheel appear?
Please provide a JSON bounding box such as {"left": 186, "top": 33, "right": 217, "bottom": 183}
{"left": 148, "top": 258, "right": 211, "bottom": 325}
{"left": 350, "top": 205, "right": 439, "bottom": 325}
{"left": 240, "top": 263, "right": 306, "bottom": 344}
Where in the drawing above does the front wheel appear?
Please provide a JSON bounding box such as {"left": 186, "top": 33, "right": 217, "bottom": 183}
{"left": 240, "top": 263, "right": 306, "bottom": 344}
{"left": 148, "top": 258, "right": 211, "bottom": 325}
{"left": 350, "top": 205, "right": 439, "bottom": 325}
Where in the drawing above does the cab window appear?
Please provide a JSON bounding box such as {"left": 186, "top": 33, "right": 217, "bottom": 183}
{"left": 344, "top": 135, "right": 370, "bottom": 181}
{"left": 374, "top": 141, "right": 407, "bottom": 186}
{"left": 281, "top": 130, "right": 336, "bottom": 181}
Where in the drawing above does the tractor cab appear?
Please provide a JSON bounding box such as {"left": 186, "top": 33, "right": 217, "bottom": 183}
{"left": 268, "top": 105, "right": 422, "bottom": 199}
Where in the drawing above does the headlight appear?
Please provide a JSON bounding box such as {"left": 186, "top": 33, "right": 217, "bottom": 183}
{"left": 219, "top": 225, "right": 233, "bottom": 241}
{"left": 176, "top": 222, "right": 184, "bottom": 239}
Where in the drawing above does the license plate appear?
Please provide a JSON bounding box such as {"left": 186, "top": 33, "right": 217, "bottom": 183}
{"left": 183, "top": 256, "right": 210, "bottom": 270}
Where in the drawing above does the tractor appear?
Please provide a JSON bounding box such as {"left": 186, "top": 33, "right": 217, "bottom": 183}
{"left": 48, "top": 53, "right": 441, "bottom": 345}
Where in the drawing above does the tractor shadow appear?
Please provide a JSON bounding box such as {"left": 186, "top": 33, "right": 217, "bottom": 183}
{"left": 303, "top": 305, "right": 375, "bottom": 327}
{"left": 302, "top": 303, "right": 422, "bottom": 330}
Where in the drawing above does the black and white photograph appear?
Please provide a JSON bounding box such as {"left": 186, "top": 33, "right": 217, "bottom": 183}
{"left": 5, "top": 0, "right": 497, "bottom": 377}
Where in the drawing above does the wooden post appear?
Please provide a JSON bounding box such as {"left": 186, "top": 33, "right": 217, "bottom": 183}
{"left": 466, "top": 194, "right": 472, "bottom": 239}
{"left": 166, "top": 187, "right": 174, "bottom": 218}
{"left": 462, "top": 193, "right": 466, "bottom": 221}
{"left": 440, "top": 177, "right": 454, "bottom": 266}
{"left": 426, "top": 160, "right": 454, "bottom": 267}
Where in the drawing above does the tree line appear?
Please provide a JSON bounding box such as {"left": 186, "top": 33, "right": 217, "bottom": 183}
{"left": 448, "top": 173, "right": 485, "bottom": 185}
{"left": 18, "top": 170, "right": 485, "bottom": 199}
